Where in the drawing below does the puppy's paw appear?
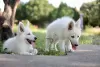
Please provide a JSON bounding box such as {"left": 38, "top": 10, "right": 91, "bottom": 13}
{"left": 33, "top": 49, "right": 38, "bottom": 55}
{"left": 20, "top": 52, "right": 34, "bottom": 55}
{"left": 68, "top": 49, "right": 74, "bottom": 53}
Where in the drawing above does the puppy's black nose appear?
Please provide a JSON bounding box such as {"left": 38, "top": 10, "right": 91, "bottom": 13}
{"left": 34, "top": 37, "right": 37, "bottom": 40}
{"left": 75, "top": 44, "right": 78, "bottom": 46}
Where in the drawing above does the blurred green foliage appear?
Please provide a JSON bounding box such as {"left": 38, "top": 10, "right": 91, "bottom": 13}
{"left": 16, "top": 0, "right": 79, "bottom": 27}
{"left": 80, "top": 0, "right": 100, "bottom": 27}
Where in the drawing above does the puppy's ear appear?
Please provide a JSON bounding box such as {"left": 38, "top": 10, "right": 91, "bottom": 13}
{"left": 76, "top": 18, "right": 81, "bottom": 28}
{"left": 68, "top": 21, "right": 74, "bottom": 30}
{"left": 26, "top": 21, "right": 30, "bottom": 27}
{"left": 18, "top": 22, "right": 25, "bottom": 33}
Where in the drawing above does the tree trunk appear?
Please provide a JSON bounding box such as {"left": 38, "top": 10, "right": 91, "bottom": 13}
{"left": 0, "top": 0, "right": 20, "bottom": 41}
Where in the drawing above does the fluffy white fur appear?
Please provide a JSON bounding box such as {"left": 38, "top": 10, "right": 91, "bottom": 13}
{"left": 3, "top": 21, "right": 38, "bottom": 55}
{"left": 45, "top": 16, "right": 81, "bottom": 53}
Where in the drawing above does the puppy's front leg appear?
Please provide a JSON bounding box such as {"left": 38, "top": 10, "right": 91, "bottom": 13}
{"left": 29, "top": 45, "right": 38, "bottom": 55}
{"left": 20, "top": 52, "right": 34, "bottom": 55}
{"left": 32, "top": 49, "right": 38, "bottom": 55}
{"left": 65, "top": 40, "right": 74, "bottom": 52}
{"left": 58, "top": 40, "right": 65, "bottom": 52}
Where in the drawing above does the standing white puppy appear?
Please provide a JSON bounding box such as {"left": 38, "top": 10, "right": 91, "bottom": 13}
{"left": 45, "top": 16, "right": 82, "bottom": 53}
{"left": 3, "top": 21, "right": 38, "bottom": 55}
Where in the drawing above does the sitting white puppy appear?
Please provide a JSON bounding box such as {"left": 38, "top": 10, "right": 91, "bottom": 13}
{"left": 3, "top": 21, "right": 38, "bottom": 55}
{"left": 45, "top": 16, "right": 82, "bottom": 53}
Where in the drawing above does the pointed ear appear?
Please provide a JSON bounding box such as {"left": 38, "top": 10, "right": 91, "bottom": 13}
{"left": 76, "top": 18, "right": 81, "bottom": 28}
{"left": 18, "top": 22, "right": 25, "bottom": 33}
{"left": 68, "top": 21, "right": 74, "bottom": 30}
{"left": 26, "top": 21, "right": 30, "bottom": 27}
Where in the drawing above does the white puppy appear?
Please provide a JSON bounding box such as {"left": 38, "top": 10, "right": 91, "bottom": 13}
{"left": 3, "top": 21, "right": 38, "bottom": 55}
{"left": 45, "top": 16, "right": 81, "bottom": 53}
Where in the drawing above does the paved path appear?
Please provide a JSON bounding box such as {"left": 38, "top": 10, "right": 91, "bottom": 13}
{"left": 0, "top": 45, "right": 100, "bottom": 67}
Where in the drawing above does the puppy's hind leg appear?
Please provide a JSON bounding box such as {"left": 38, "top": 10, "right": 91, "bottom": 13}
{"left": 45, "top": 38, "right": 52, "bottom": 51}
{"left": 54, "top": 41, "right": 59, "bottom": 51}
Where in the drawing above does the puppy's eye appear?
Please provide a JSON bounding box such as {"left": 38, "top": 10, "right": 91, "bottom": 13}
{"left": 27, "top": 33, "right": 30, "bottom": 35}
{"left": 77, "top": 36, "right": 79, "bottom": 37}
{"left": 71, "top": 36, "right": 74, "bottom": 38}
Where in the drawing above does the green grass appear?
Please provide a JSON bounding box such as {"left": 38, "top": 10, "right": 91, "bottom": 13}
{"left": 80, "top": 26, "right": 100, "bottom": 45}
{"left": 0, "top": 42, "right": 3, "bottom": 53}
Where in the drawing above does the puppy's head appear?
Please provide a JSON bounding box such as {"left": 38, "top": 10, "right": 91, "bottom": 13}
{"left": 17, "top": 21, "right": 37, "bottom": 46}
{"left": 67, "top": 20, "right": 81, "bottom": 50}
